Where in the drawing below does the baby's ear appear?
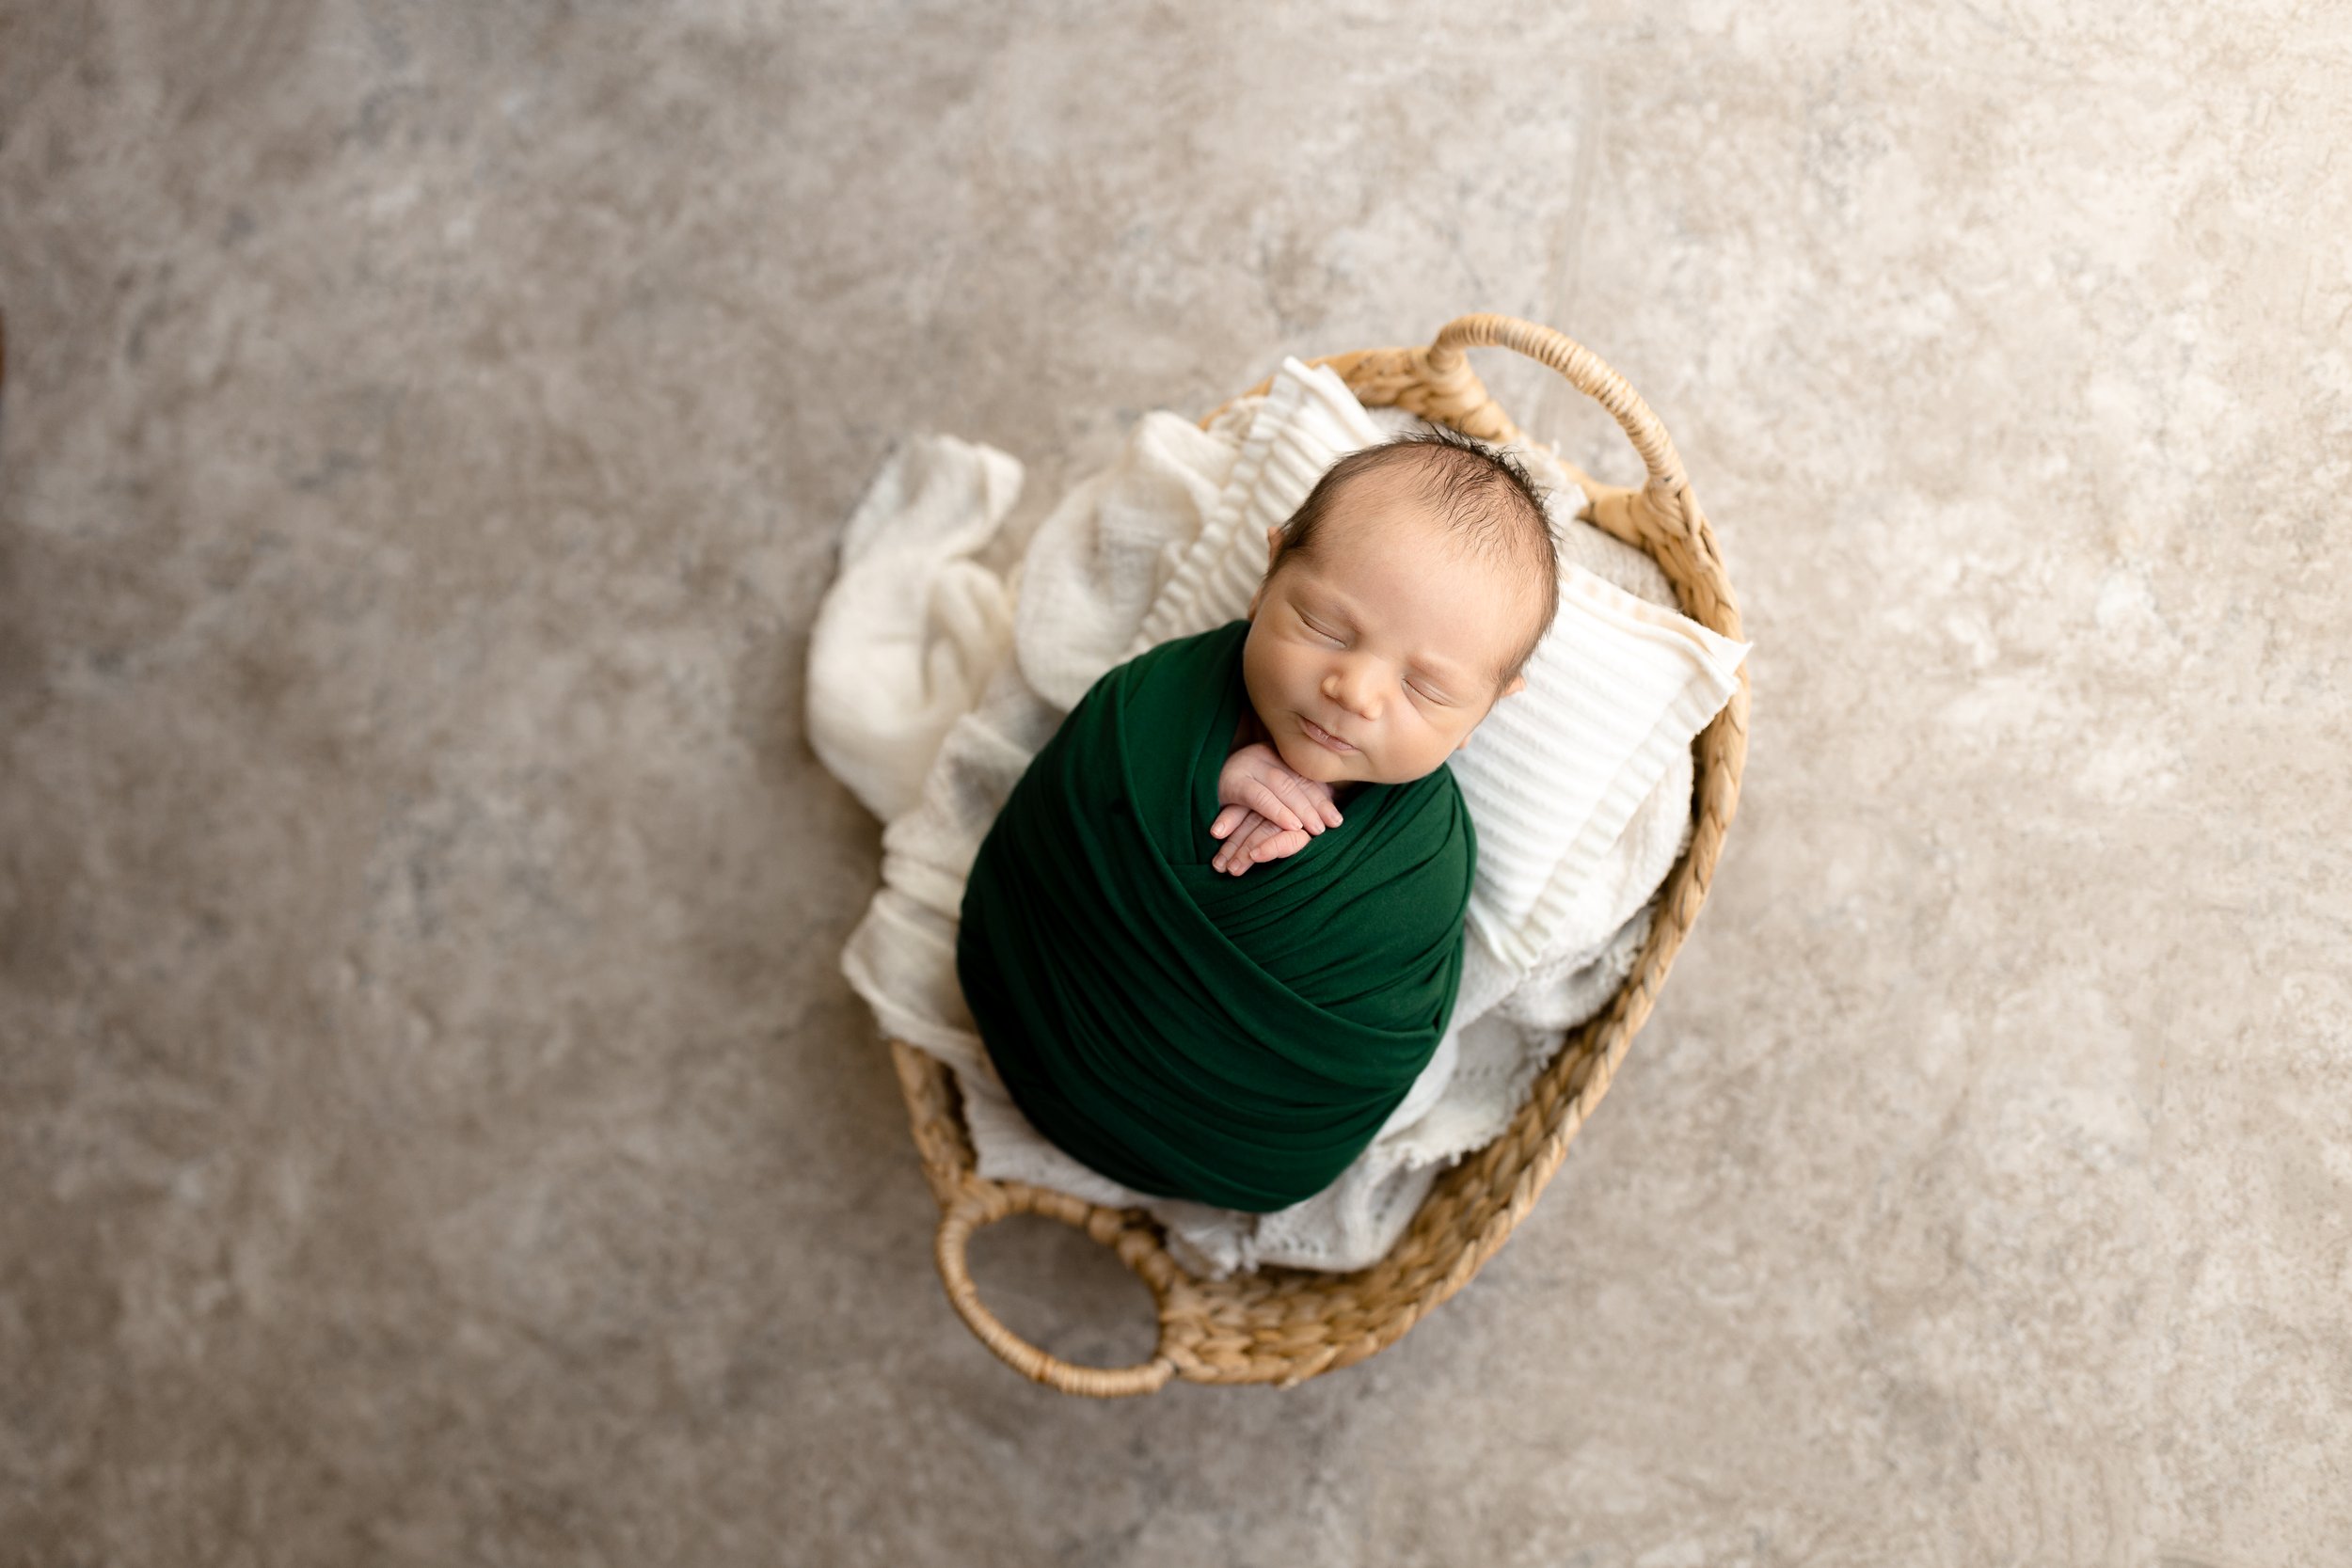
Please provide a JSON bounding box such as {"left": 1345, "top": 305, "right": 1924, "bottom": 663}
{"left": 1500, "top": 673, "right": 1528, "bottom": 700}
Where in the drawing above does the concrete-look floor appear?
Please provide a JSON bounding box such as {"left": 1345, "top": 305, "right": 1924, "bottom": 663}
{"left": 3, "top": 2, "right": 2346, "bottom": 1563}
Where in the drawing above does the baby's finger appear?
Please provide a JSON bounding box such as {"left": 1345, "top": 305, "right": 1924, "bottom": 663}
{"left": 1241, "top": 780, "right": 1302, "bottom": 832}
{"left": 1220, "top": 830, "right": 1263, "bottom": 875}
{"left": 1210, "top": 803, "right": 1244, "bottom": 840}
{"left": 1274, "top": 775, "right": 1331, "bottom": 834}
{"left": 1278, "top": 772, "right": 1343, "bottom": 830}
{"left": 1218, "top": 828, "right": 1255, "bottom": 872}
{"left": 1249, "top": 827, "right": 1310, "bottom": 861}
{"left": 1214, "top": 811, "right": 1266, "bottom": 872}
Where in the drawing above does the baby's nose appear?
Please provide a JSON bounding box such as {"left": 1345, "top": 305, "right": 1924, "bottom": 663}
{"left": 1322, "top": 669, "right": 1380, "bottom": 718}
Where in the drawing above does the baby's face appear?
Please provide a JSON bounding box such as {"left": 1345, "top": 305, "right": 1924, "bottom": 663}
{"left": 1242, "top": 479, "right": 1535, "bottom": 789}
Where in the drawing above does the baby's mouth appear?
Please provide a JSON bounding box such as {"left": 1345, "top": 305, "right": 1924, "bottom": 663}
{"left": 1299, "top": 716, "right": 1357, "bottom": 754}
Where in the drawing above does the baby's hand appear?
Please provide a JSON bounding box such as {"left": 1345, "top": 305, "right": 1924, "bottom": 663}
{"left": 1210, "top": 743, "right": 1342, "bottom": 877}
{"left": 1211, "top": 808, "right": 1310, "bottom": 875}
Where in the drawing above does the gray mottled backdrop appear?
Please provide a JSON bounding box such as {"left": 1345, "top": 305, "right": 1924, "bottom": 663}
{"left": 2, "top": 3, "right": 2345, "bottom": 1564}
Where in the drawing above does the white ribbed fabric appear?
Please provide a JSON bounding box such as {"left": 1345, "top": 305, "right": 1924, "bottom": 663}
{"left": 1450, "top": 567, "right": 1748, "bottom": 970}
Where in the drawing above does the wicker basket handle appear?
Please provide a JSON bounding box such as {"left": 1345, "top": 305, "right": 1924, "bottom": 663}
{"left": 1429, "top": 313, "right": 1708, "bottom": 557}
{"left": 1205, "top": 312, "right": 1718, "bottom": 571}
{"left": 1426, "top": 313, "right": 1685, "bottom": 477}
{"left": 935, "top": 1180, "right": 1178, "bottom": 1397}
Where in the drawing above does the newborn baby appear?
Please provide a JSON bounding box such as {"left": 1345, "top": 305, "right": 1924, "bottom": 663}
{"left": 1211, "top": 428, "right": 1560, "bottom": 877}
{"left": 957, "top": 427, "right": 1561, "bottom": 1213}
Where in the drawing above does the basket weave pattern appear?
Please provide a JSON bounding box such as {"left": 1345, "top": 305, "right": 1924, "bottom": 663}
{"left": 890, "top": 314, "right": 1750, "bottom": 1396}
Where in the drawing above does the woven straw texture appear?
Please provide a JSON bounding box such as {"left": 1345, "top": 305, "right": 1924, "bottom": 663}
{"left": 890, "top": 313, "right": 1750, "bottom": 1396}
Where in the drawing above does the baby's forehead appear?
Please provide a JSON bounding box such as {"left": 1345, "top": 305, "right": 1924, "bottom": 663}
{"left": 1320, "top": 483, "right": 1522, "bottom": 584}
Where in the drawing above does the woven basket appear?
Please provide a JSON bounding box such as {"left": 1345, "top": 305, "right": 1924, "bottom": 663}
{"left": 890, "top": 312, "right": 1749, "bottom": 1396}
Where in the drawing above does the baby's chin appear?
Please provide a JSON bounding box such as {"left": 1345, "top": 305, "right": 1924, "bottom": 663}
{"left": 1276, "top": 734, "right": 1422, "bottom": 790}
{"left": 1272, "top": 735, "right": 1355, "bottom": 784}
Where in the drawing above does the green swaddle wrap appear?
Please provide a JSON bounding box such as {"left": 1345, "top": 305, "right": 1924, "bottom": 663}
{"left": 956, "top": 619, "right": 1477, "bottom": 1212}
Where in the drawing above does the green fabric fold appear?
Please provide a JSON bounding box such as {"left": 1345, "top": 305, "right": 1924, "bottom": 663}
{"left": 956, "top": 619, "right": 1476, "bottom": 1212}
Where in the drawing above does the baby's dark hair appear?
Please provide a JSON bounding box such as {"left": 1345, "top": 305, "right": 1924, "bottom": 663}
{"left": 1267, "top": 426, "right": 1560, "bottom": 688}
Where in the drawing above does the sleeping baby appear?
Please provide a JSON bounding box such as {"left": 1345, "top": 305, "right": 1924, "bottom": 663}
{"left": 957, "top": 428, "right": 1561, "bottom": 1214}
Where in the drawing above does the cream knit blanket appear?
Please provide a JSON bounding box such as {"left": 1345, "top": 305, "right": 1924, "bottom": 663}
{"left": 813, "top": 383, "right": 1726, "bottom": 1275}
